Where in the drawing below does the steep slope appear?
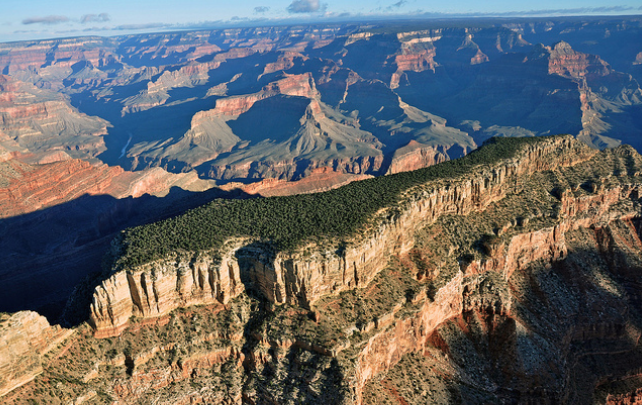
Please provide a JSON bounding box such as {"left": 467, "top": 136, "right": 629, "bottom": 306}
{"left": 0, "top": 146, "right": 372, "bottom": 323}
{"left": 130, "top": 72, "right": 388, "bottom": 179}
{"left": 0, "top": 312, "right": 73, "bottom": 397}
{"left": 9, "top": 21, "right": 639, "bottom": 182}
{"left": 0, "top": 148, "right": 220, "bottom": 319}
{"left": 0, "top": 75, "right": 109, "bottom": 159}
{"left": 5, "top": 136, "right": 642, "bottom": 403}
{"left": 0, "top": 151, "right": 216, "bottom": 219}
{"left": 0, "top": 19, "right": 640, "bottom": 402}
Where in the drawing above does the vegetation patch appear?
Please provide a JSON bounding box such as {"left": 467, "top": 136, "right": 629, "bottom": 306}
{"left": 117, "top": 136, "right": 553, "bottom": 268}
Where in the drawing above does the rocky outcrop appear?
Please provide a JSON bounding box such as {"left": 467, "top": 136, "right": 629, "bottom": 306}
{"left": 548, "top": 41, "right": 611, "bottom": 79}
{"left": 90, "top": 240, "right": 246, "bottom": 338}
{"left": 0, "top": 75, "right": 109, "bottom": 158}
{"left": 0, "top": 156, "right": 122, "bottom": 218}
{"left": 121, "top": 62, "right": 221, "bottom": 114}
{"left": 261, "top": 52, "right": 304, "bottom": 77}
{"left": 89, "top": 136, "right": 595, "bottom": 338}
{"left": 2, "top": 19, "right": 642, "bottom": 403}
{"left": 0, "top": 37, "right": 118, "bottom": 74}
{"left": 385, "top": 140, "right": 450, "bottom": 174}
{"left": 390, "top": 31, "right": 439, "bottom": 89}
{"left": 203, "top": 154, "right": 384, "bottom": 181}
{"left": 0, "top": 311, "right": 72, "bottom": 397}
{"left": 212, "top": 73, "right": 318, "bottom": 116}
{"left": 220, "top": 167, "right": 373, "bottom": 197}
{"left": 0, "top": 152, "right": 216, "bottom": 219}
{"left": 6, "top": 137, "right": 642, "bottom": 403}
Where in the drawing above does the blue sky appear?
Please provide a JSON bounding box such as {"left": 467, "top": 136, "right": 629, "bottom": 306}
{"left": 2, "top": 0, "right": 641, "bottom": 42}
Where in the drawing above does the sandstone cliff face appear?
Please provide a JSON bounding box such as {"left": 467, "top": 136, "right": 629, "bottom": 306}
{"left": 90, "top": 240, "right": 246, "bottom": 338}
{"left": 6, "top": 137, "right": 642, "bottom": 403}
{"left": 390, "top": 31, "right": 440, "bottom": 89}
{"left": 0, "top": 75, "right": 110, "bottom": 159}
{"left": 219, "top": 168, "right": 373, "bottom": 197}
{"left": 203, "top": 154, "right": 385, "bottom": 181}
{"left": 0, "top": 311, "right": 73, "bottom": 397}
{"left": 0, "top": 148, "right": 220, "bottom": 323}
{"left": 548, "top": 41, "right": 611, "bottom": 79}
{"left": 0, "top": 157, "right": 123, "bottom": 218}
{"left": 0, "top": 38, "right": 118, "bottom": 74}
{"left": 89, "top": 136, "right": 594, "bottom": 336}
{"left": 261, "top": 52, "right": 305, "bottom": 77}
{"left": 212, "top": 73, "right": 318, "bottom": 117}
{"left": 0, "top": 152, "right": 216, "bottom": 219}
{"left": 385, "top": 140, "right": 450, "bottom": 174}
{"left": 121, "top": 62, "right": 221, "bottom": 114}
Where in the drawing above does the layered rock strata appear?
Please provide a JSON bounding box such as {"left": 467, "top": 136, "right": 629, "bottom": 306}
{"left": 4, "top": 136, "right": 642, "bottom": 403}
{"left": 90, "top": 240, "right": 246, "bottom": 338}
{"left": 0, "top": 75, "right": 109, "bottom": 159}
{"left": 0, "top": 311, "right": 73, "bottom": 397}
{"left": 0, "top": 152, "right": 216, "bottom": 218}
{"left": 89, "top": 136, "right": 595, "bottom": 338}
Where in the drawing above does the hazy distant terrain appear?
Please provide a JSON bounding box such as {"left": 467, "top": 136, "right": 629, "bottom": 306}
{"left": 0, "top": 17, "right": 640, "bottom": 182}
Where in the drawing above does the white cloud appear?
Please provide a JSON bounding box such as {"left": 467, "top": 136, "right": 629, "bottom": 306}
{"left": 287, "top": 0, "right": 327, "bottom": 13}
{"left": 22, "top": 16, "right": 69, "bottom": 25}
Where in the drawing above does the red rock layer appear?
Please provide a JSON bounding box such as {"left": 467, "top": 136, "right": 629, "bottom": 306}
{"left": 0, "top": 153, "right": 215, "bottom": 219}
{"left": 548, "top": 41, "right": 611, "bottom": 79}
{"left": 261, "top": 52, "right": 304, "bottom": 76}
{"left": 205, "top": 154, "right": 385, "bottom": 181}
{"left": 213, "top": 73, "right": 317, "bottom": 116}
{"left": 391, "top": 48, "right": 437, "bottom": 88}
{"left": 0, "top": 312, "right": 73, "bottom": 397}
{"left": 221, "top": 167, "right": 373, "bottom": 197}
{"left": 0, "top": 38, "right": 118, "bottom": 73}
{"left": 0, "top": 157, "right": 124, "bottom": 218}
{"left": 386, "top": 140, "right": 450, "bottom": 174}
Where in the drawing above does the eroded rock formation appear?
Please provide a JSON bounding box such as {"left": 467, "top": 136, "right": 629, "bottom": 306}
{"left": 88, "top": 136, "right": 594, "bottom": 340}
{"left": 5, "top": 20, "right": 637, "bottom": 183}
{"left": 0, "top": 136, "right": 633, "bottom": 403}
{"left": 0, "top": 17, "right": 641, "bottom": 403}
{"left": 0, "top": 312, "right": 73, "bottom": 397}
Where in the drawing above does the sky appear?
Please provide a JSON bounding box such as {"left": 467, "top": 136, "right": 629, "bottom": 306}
{"left": 1, "top": 0, "right": 641, "bottom": 42}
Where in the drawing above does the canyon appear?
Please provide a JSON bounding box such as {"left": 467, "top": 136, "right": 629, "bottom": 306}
{"left": 0, "top": 16, "right": 642, "bottom": 404}
{"left": 0, "top": 17, "right": 640, "bottom": 182}
{"left": 2, "top": 136, "right": 642, "bottom": 403}
{"left": 0, "top": 145, "right": 368, "bottom": 319}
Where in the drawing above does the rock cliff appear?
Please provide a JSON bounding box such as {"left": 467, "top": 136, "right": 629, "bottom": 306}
{"left": 0, "top": 74, "right": 109, "bottom": 159}
{"left": 211, "top": 73, "right": 318, "bottom": 117}
{"left": 0, "top": 151, "right": 216, "bottom": 219}
{"left": 0, "top": 37, "right": 118, "bottom": 74}
{"left": 5, "top": 136, "right": 642, "bottom": 403}
{"left": 0, "top": 17, "right": 641, "bottom": 403}
{"left": 0, "top": 311, "right": 73, "bottom": 397}
{"left": 89, "top": 136, "right": 595, "bottom": 339}
{"left": 547, "top": 40, "right": 611, "bottom": 79}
